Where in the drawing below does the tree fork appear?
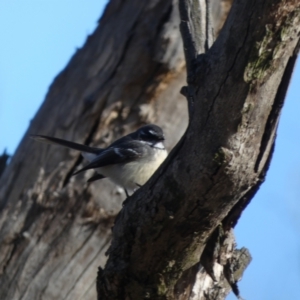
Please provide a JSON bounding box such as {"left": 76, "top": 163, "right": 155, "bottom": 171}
{"left": 0, "top": 0, "right": 298, "bottom": 299}
{"left": 97, "top": 0, "right": 300, "bottom": 299}
{"left": 0, "top": 1, "right": 231, "bottom": 299}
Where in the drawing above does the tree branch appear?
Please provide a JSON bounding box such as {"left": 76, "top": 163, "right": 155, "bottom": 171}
{"left": 179, "top": 0, "right": 213, "bottom": 75}
{"left": 97, "top": 0, "right": 300, "bottom": 298}
{"left": 0, "top": 1, "right": 237, "bottom": 299}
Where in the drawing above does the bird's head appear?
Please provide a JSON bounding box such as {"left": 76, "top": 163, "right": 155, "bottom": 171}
{"left": 136, "top": 124, "right": 165, "bottom": 148}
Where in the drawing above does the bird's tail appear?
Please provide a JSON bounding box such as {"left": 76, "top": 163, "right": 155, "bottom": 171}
{"left": 30, "top": 135, "right": 102, "bottom": 154}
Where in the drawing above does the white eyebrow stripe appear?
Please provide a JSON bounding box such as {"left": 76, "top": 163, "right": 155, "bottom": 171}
{"left": 149, "top": 130, "right": 157, "bottom": 135}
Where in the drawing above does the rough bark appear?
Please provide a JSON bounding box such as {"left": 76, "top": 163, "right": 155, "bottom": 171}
{"left": 0, "top": 150, "right": 10, "bottom": 178}
{"left": 0, "top": 0, "right": 298, "bottom": 300}
{"left": 97, "top": 0, "right": 300, "bottom": 299}
{"left": 0, "top": 1, "right": 240, "bottom": 300}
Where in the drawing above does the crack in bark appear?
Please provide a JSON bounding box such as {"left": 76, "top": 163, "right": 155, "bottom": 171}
{"left": 81, "top": 279, "right": 97, "bottom": 300}
{"left": 0, "top": 161, "right": 23, "bottom": 211}
{"left": 17, "top": 222, "right": 74, "bottom": 300}
{"left": 63, "top": 236, "right": 111, "bottom": 300}
{"left": 38, "top": 224, "right": 99, "bottom": 299}
{"left": 1, "top": 199, "right": 53, "bottom": 285}
{"left": 1, "top": 237, "right": 21, "bottom": 282}
{"left": 200, "top": 6, "right": 254, "bottom": 132}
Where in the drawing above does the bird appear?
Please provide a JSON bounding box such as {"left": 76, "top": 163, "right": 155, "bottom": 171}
{"left": 31, "top": 124, "right": 168, "bottom": 197}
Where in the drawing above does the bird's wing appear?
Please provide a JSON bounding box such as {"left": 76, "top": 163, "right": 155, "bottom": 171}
{"left": 73, "top": 141, "right": 145, "bottom": 175}
{"left": 87, "top": 173, "right": 106, "bottom": 183}
{"left": 31, "top": 135, "right": 102, "bottom": 154}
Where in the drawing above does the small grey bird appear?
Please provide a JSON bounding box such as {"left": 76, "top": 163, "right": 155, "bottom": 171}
{"left": 31, "top": 124, "right": 167, "bottom": 196}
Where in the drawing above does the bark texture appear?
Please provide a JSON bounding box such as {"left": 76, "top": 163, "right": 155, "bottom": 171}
{"left": 97, "top": 0, "right": 300, "bottom": 299}
{"left": 0, "top": 1, "right": 239, "bottom": 299}
{"left": 0, "top": 150, "right": 10, "bottom": 178}
{"left": 0, "top": 0, "right": 298, "bottom": 299}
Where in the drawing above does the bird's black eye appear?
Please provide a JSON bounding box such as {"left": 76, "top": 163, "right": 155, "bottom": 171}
{"left": 137, "top": 125, "right": 165, "bottom": 141}
{"left": 140, "top": 130, "right": 154, "bottom": 139}
{"left": 144, "top": 129, "right": 157, "bottom": 137}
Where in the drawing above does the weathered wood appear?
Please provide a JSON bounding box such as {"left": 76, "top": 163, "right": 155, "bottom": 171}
{"left": 1, "top": 0, "right": 297, "bottom": 298}
{"left": 97, "top": 0, "right": 300, "bottom": 298}
{"left": 0, "top": 1, "right": 238, "bottom": 299}
{"left": 175, "top": 228, "right": 251, "bottom": 300}
{"left": 0, "top": 150, "right": 10, "bottom": 178}
{"left": 0, "top": 1, "right": 187, "bottom": 299}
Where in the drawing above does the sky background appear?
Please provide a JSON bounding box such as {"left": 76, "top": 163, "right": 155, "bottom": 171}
{"left": 0, "top": 2, "right": 299, "bottom": 299}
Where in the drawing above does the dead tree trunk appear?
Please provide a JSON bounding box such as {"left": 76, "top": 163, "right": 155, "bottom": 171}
{"left": 96, "top": 0, "right": 299, "bottom": 299}
{"left": 0, "top": 0, "right": 298, "bottom": 299}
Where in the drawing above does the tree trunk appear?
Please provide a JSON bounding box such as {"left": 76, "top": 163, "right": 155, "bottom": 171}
{"left": 96, "top": 0, "right": 299, "bottom": 299}
{"left": 0, "top": 0, "right": 298, "bottom": 299}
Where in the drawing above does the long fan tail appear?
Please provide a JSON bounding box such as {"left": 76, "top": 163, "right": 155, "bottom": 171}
{"left": 30, "top": 135, "right": 102, "bottom": 154}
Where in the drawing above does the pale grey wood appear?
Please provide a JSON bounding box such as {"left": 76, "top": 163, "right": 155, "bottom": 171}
{"left": 1, "top": 0, "right": 294, "bottom": 298}
{"left": 0, "top": 1, "right": 188, "bottom": 299}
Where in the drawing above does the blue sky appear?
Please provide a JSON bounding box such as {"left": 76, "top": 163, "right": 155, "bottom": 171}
{"left": 1, "top": 2, "right": 299, "bottom": 299}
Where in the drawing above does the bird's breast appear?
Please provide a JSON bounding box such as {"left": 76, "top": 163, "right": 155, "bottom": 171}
{"left": 96, "top": 149, "right": 167, "bottom": 190}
